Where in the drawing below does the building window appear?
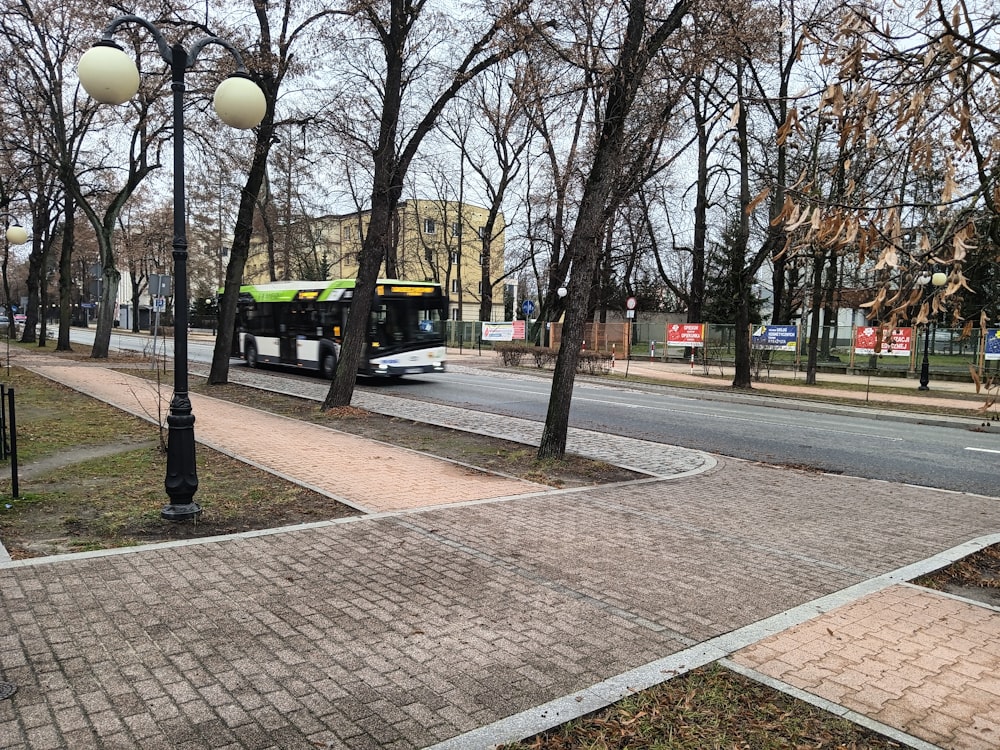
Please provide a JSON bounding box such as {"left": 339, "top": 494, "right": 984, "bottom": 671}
{"left": 451, "top": 308, "right": 458, "bottom": 321}
{"left": 477, "top": 281, "right": 483, "bottom": 294}
{"left": 423, "top": 218, "right": 437, "bottom": 235}
{"left": 450, "top": 279, "right": 458, "bottom": 293}
{"left": 451, "top": 221, "right": 462, "bottom": 237}
{"left": 450, "top": 251, "right": 459, "bottom": 264}
{"left": 477, "top": 226, "right": 486, "bottom": 239}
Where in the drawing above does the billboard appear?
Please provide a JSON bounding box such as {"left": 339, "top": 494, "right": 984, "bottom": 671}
{"left": 666, "top": 323, "right": 705, "bottom": 347}
{"left": 854, "top": 326, "right": 913, "bottom": 356}
{"left": 482, "top": 322, "right": 514, "bottom": 341}
{"left": 752, "top": 325, "right": 798, "bottom": 351}
{"left": 986, "top": 329, "right": 1000, "bottom": 361}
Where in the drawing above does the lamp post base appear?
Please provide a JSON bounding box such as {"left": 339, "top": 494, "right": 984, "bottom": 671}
{"left": 160, "top": 502, "right": 202, "bottom": 521}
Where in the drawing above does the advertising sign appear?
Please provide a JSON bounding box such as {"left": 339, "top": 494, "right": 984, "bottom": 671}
{"left": 985, "top": 328, "right": 1000, "bottom": 361}
{"left": 752, "top": 325, "right": 798, "bottom": 351}
{"left": 853, "top": 326, "right": 913, "bottom": 356}
{"left": 482, "top": 322, "right": 514, "bottom": 341}
{"left": 667, "top": 323, "right": 705, "bottom": 347}
{"left": 513, "top": 320, "right": 525, "bottom": 340}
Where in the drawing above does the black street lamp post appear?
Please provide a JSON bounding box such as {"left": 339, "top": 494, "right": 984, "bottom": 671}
{"left": 78, "top": 15, "right": 265, "bottom": 520}
{"left": 917, "top": 270, "right": 947, "bottom": 391}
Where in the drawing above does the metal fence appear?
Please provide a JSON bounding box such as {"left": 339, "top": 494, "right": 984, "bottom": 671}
{"left": 443, "top": 319, "right": 999, "bottom": 382}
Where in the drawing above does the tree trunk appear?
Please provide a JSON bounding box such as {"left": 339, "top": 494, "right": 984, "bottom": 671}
{"left": 20, "top": 213, "right": 46, "bottom": 345}
{"left": 323, "top": 199, "right": 393, "bottom": 408}
{"left": 537, "top": 231, "right": 602, "bottom": 457}
{"left": 56, "top": 194, "right": 74, "bottom": 351}
{"left": 805, "top": 248, "right": 825, "bottom": 385}
{"left": 730, "top": 62, "right": 753, "bottom": 389}
{"left": 208, "top": 69, "right": 276, "bottom": 385}
{"left": 732, "top": 287, "right": 752, "bottom": 388}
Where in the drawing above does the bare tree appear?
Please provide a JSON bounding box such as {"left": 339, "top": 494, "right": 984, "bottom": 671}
{"left": 209, "top": 0, "right": 343, "bottom": 384}
{"left": 771, "top": 0, "right": 1000, "bottom": 363}
{"left": 445, "top": 62, "right": 532, "bottom": 321}
{"left": 322, "top": 0, "right": 537, "bottom": 408}
{"left": 537, "top": 0, "right": 691, "bottom": 458}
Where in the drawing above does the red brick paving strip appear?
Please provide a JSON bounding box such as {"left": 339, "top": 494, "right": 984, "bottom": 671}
{"left": 29, "top": 365, "right": 544, "bottom": 512}
{"left": 731, "top": 584, "right": 1000, "bottom": 750}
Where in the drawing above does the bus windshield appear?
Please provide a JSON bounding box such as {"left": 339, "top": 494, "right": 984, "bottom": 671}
{"left": 371, "top": 298, "right": 445, "bottom": 348}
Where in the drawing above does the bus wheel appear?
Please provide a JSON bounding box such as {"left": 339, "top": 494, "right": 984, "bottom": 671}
{"left": 245, "top": 342, "right": 258, "bottom": 368}
{"left": 320, "top": 349, "right": 337, "bottom": 379}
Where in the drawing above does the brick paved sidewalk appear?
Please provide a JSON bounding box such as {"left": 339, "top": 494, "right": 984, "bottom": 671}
{"left": 1, "top": 354, "right": 999, "bottom": 750}
{"left": 730, "top": 584, "right": 1000, "bottom": 750}
{"left": 23, "top": 364, "right": 546, "bottom": 514}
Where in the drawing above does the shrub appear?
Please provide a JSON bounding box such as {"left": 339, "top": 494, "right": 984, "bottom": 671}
{"left": 493, "top": 343, "right": 611, "bottom": 374}
{"left": 576, "top": 350, "right": 613, "bottom": 374}
{"left": 531, "top": 348, "right": 556, "bottom": 368}
{"left": 495, "top": 342, "right": 529, "bottom": 366}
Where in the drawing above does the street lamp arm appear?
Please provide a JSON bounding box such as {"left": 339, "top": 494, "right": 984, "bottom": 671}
{"left": 101, "top": 15, "right": 252, "bottom": 74}
{"left": 100, "top": 15, "right": 175, "bottom": 65}
{"left": 186, "top": 36, "right": 252, "bottom": 74}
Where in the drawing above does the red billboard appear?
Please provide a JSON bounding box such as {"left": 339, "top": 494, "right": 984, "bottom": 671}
{"left": 853, "top": 326, "right": 913, "bottom": 356}
{"left": 667, "top": 323, "right": 705, "bottom": 347}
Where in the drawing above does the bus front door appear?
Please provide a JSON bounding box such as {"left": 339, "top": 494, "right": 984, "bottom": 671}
{"left": 278, "top": 322, "right": 296, "bottom": 363}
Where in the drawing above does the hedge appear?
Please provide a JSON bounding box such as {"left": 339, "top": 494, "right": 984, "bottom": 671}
{"left": 493, "top": 343, "right": 613, "bottom": 374}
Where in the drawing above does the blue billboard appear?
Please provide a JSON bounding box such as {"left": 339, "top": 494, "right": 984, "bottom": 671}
{"left": 986, "top": 328, "right": 1000, "bottom": 361}
{"left": 752, "top": 325, "right": 799, "bottom": 351}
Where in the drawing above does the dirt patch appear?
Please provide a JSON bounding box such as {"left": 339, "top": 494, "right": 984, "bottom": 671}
{"left": 189, "top": 380, "right": 645, "bottom": 489}
{"left": 912, "top": 542, "right": 1000, "bottom": 607}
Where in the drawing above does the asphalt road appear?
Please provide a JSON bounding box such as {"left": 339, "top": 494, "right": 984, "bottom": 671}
{"left": 369, "top": 368, "right": 999, "bottom": 497}
{"left": 69, "top": 328, "right": 999, "bottom": 496}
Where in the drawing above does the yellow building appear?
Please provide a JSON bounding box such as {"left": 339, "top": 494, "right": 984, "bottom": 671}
{"left": 245, "top": 199, "right": 505, "bottom": 321}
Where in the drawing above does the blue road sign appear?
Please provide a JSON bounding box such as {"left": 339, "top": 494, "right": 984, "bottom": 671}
{"left": 521, "top": 300, "right": 535, "bottom": 316}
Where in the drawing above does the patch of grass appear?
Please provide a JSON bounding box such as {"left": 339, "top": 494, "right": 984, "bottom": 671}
{"left": 0, "top": 367, "right": 358, "bottom": 558}
{"left": 499, "top": 663, "right": 904, "bottom": 750}
{"left": 0, "top": 368, "right": 152, "bottom": 464}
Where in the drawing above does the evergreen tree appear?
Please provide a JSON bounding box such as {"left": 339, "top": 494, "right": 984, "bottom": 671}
{"left": 702, "top": 219, "right": 764, "bottom": 325}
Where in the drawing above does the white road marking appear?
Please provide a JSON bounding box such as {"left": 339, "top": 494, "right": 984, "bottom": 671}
{"left": 442, "top": 374, "right": 904, "bottom": 441}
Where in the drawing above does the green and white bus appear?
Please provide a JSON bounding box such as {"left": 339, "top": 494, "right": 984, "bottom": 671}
{"left": 233, "top": 279, "right": 448, "bottom": 378}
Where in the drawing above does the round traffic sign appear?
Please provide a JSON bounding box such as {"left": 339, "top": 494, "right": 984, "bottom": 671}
{"left": 626, "top": 296, "right": 637, "bottom": 310}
